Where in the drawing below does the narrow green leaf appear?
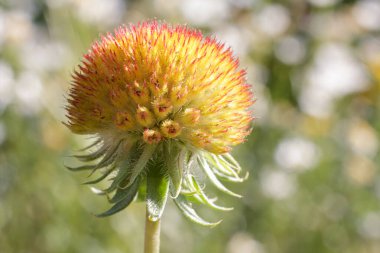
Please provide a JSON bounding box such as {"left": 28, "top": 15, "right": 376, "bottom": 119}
{"left": 211, "top": 168, "right": 248, "bottom": 183}
{"left": 136, "top": 178, "right": 147, "bottom": 201}
{"left": 93, "top": 140, "right": 122, "bottom": 167}
{"left": 167, "top": 146, "right": 186, "bottom": 198}
{"left": 174, "top": 195, "right": 221, "bottom": 227}
{"left": 209, "top": 154, "right": 240, "bottom": 178}
{"left": 125, "top": 144, "right": 156, "bottom": 188}
{"left": 92, "top": 152, "right": 133, "bottom": 194}
{"left": 65, "top": 164, "right": 97, "bottom": 171}
{"left": 110, "top": 176, "right": 142, "bottom": 203}
{"left": 185, "top": 195, "right": 205, "bottom": 205}
{"left": 82, "top": 166, "right": 116, "bottom": 185}
{"left": 181, "top": 174, "right": 197, "bottom": 193}
{"left": 190, "top": 176, "right": 233, "bottom": 211}
{"left": 96, "top": 177, "right": 140, "bottom": 217}
{"left": 79, "top": 138, "right": 102, "bottom": 151}
{"left": 97, "top": 143, "right": 143, "bottom": 194}
{"left": 74, "top": 145, "right": 108, "bottom": 162}
{"left": 180, "top": 189, "right": 198, "bottom": 195}
{"left": 100, "top": 162, "right": 131, "bottom": 194}
{"left": 66, "top": 142, "right": 121, "bottom": 173}
{"left": 221, "top": 153, "right": 242, "bottom": 172}
{"left": 146, "top": 173, "right": 170, "bottom": 221}
{"left": 198, "top": 156, "right": 241, "bottom": 198}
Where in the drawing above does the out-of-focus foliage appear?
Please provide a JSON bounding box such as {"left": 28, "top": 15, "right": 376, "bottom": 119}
{"left": 0, "top": 0, "right": 379, "bottom": 252}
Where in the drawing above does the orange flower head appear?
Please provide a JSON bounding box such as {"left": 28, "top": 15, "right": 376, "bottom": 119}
{"left": 65, "top": 21, "right": 254, "bottom": 225}
{"left": 66, "top": 21, "right": 253, "bottom": 154}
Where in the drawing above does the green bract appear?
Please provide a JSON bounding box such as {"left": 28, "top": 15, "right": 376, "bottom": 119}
{"left": 67, "top": 138, "right": 247, "bottom": 226}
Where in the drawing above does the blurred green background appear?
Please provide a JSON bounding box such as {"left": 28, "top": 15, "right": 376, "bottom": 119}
{"left": 1, "top": 0, "right": 380, "bottom": 252}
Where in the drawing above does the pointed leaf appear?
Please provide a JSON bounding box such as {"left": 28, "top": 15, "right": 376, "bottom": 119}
{"left": 190, "top": 176, "right": 233, "bottom": 211}
{"left": 93, "top": 151, "right": 135, "bottom": 194}
{"left": 110, "top": 176, "right": 142, "bottom": 203}
{"left": 74, "top": 145, "right": 108, "bottom": 162}
{"left": 174, "top": 195, "right": 221, "bottom": 227}
{"left": 93, "top": 140, "right": 122, "bottom": 167}
{"left": 125, "top": 144, "right": 156, "bottom": 188}
{"left": 79, "top": 138, "right": 102, "bottom": 151}
{"left": 96, "top": 177, "right": 140, "bottom": 217}
{"left": 180, "top": 189, "right": 198, "bottom": 196}
{"left": 221, "top": 153, "right": 242, "bottom": 172}
{"left": 209, "top": 154, "right": 240, "bottom": 177}
{"left": 65, "top": 164, "right": 97, "bottom": 171}
{"left": 167, "top": 146, "right": 186, "bottom": 198}
{"left": 136, "top": 178, "right": 147, "bottom": 201}
{"left": 146, "top": 173, "right": 170, "bottom": 221}
{"left": 211, "top": 168, "right": 248, "bottom": 183}
{"left": 66, "top": 142, "right": 121, "bottom": 173}
{"left": 198, "top": 156, "right": 241, "bottom": 198}
{"left": 181, "top": 174, "right": 197, "bottom": 193}
{"left": 100, "top": 161, "right": 132, "bottom": 194}
{"left": 82, "top": 166, "right": 116, "bottom": 185}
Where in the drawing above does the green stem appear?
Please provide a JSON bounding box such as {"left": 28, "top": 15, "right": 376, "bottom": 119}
{"left": 144, "top": 206, "right": 161, "bottom": 253}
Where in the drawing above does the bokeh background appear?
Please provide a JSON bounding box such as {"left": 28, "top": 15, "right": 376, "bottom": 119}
{"left": 1, "top": 0, "right": 380, "bottom": 252}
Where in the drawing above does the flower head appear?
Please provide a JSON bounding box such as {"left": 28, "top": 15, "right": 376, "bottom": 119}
{"left": 66, "top": 21, "right": 253, "bottom": 225}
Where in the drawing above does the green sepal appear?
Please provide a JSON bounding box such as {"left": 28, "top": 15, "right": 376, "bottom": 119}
{"left": 94, "top": 144, "right": 143, "bottom": 194}
{"left": 96, "top": 177, "right": 140, "bottom": 217}
{"left": 211, "top": 168, "right": 248, "bottom": 183}
{"left": 100, "top": 168, "right": 130, "bottom": 194}
{"left": 203, "top": 153, "right": 248, "bottom": 183}
{"left": 65, "top": 147, "right": 117, "bottom": 172}
{"left": 180, "top": 188, "right": 198, "bottom": 196}
{"left": 146, "top": 167, "right": 170, "bottom": 222}
{"left": 81, "top": 166, "right": 116, "bottom": 185}
{"left": 136, "top": 178, "right": 147, "bottom": 202}
{"left": 79, "top": 138, "right": 102, "bottom": 151}
{"left": 166, "top": 144, "right": 186, "bottom": 198}
{"left": 75, "top": 139, "right": 122, "bottom": 163}
{"left": 89, "top": 157, "right": 132, "bottom": 195}
{"left": 221, "top": 153, "right": 242, "bottom": 173}
{"left": 109, "top": 178, "right": 140, "bottom": 204}
{"left": 185, "top": 195, "right": 205, "bottom": 205}
{"left": 206, "top": 153, "right": 240, "bottom": 177}
{"left": 74, "top": 145, "right": 108, "bottom": 162}
{"left": 197, "top": 156, "right": 241, "bottom": 198}
{"left": 90, "top": 141, "right": 121, "bottom": 168}
{"left": 190, "top": 176, "right": 233, "bottom": 211}
{"left": 174, "top": 195, "right": 221, "bottom": 227}
{"left": 65, "top": 164, "right": 97, "bottom": 171}
{"left": 125, "top": 144, "right": 157, "bottom": 188}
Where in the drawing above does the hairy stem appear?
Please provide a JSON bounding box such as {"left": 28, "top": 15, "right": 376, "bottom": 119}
{"left": 144, "top": 207, "right": 161, "bottom": 253}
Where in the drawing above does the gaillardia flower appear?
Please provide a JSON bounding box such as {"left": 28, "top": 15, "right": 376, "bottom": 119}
{"left": 65, "top": 21, "right": 253, "bottom": 226}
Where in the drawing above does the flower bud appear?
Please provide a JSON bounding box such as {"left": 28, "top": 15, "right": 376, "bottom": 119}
{"left": 160, "top": 120, "right": 182, "bottom": 138}
{"left": 143, "top": 128, "right": 162, "bottom": 144}
{"left": 66, "top": 21, "right": 254, "bottom": 223}
{"left": 136, "top": 105, "right": 155, "bottom": 127}
{"left": 152, "top": 97, "right": 173, "bottom": 119}
{"left": 129, "top": 81, "right": 150, "bottom": 105}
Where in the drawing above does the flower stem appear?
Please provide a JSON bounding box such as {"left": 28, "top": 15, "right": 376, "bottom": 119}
{"left": 144, "top": 207, "right": 161, "bottom": 253}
